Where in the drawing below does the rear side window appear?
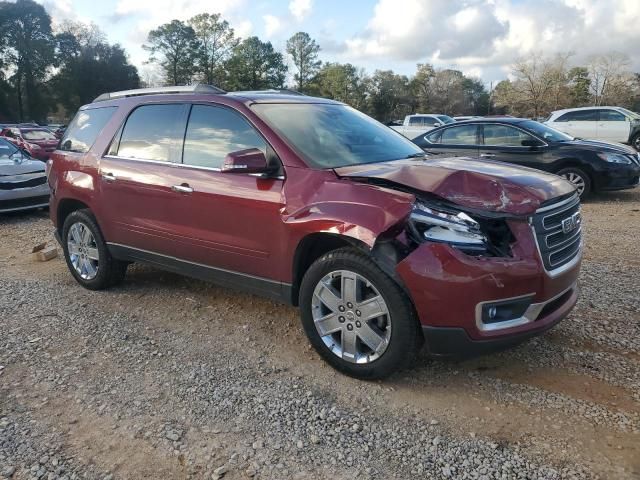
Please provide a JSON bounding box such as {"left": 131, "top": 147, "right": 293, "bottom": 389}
{"left": 440, "top": 125, "right": 478, "bottom": 145}
{"left": 598, "top": 110, "right": 626, "bottom": 121}
{"left": 408, "top": 117, "right": 424, "bottom": 126}
{"left": 116, "top": 104, "right": 187, "bottom": 162}
{"left": 183, "top": 105, "right": 266, "bottom": 169}
{"left": 556, "top": 110, "right": 597, "bottom": 122}
{"left": 60, "top": 107, "right": 117, "bottom": 153}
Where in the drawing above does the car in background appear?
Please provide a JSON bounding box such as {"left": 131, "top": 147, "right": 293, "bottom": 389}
{"left": 0, "top": 126, "right": 59, "bottom": 160}
{"left": 390, "top": 114, "right": 455, "bottom": 138}
{"left": 545, "top": 106, "right": 640, "bottom": 150}
{"left": 0, "top": 137, "right": 50, "bottom": 213}
{"left": 412, "top": 118, "right": 640, "bottom": 197}
{"left": 49, "top": 85, "right": 581, "bottom": 379}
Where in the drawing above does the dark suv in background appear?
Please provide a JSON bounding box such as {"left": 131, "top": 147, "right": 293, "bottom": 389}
{"left": 412, "top": 118, "right": 640, "bottom": 197}
{"left": 48, "top": 85, "right": 581, "bottom": 379}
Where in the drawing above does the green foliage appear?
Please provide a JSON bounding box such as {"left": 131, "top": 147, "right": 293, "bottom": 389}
{"left": 224, "top": 37, "right": 287, "bottom": 90}
{"left": 0, "top": 0, "right": 56, "bottom": 121}
{"left": 189, "top": 13, "right": 238, "bottom": 86}
{"left": 313, "top": 63, "right": 368, "bottom": 111}
{"left": 286, "top": 32, "right": 321, "bottom": 92}
{"left": 145, "top": 20, "right": 198, "bottom": 86}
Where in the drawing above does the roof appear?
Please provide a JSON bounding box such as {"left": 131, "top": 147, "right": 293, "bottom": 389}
{"left": 453, "top": 117, "right": 531, "bottom": 124}
{"left": 550, "top": 106, "right": 625, "bottom": 114}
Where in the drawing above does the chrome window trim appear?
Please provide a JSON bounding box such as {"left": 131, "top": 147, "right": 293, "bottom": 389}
{"left": 475, "top": 282, "right": 577, "bottom": 332}
{"left": 422, "top": 122, "right": 550, "bottom": 149}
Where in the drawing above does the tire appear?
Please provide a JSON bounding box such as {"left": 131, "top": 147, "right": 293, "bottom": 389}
{"left": 557, "top": 167, "right": 592, "bottom": 198}
{"left": 299, "top": 247, "right": 422, "bottom": 380}
{"left": 632, "top": 133, "right": 640, "bottom": 152}
{"left": 62, "top": 209, "right": 127, "bottom": 290}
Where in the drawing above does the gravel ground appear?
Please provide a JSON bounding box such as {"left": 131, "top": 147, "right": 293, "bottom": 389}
{"left": 1, "top": 188, "right": 639, "bottom": 479}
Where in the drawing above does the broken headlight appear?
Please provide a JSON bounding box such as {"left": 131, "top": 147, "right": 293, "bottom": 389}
{"left": 408, "top": 202, "right": 489, "bottom": 254}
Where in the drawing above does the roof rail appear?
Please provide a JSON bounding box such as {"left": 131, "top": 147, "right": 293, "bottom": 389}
{"left": 93, "top": 84, "right": 226, "bottom": 102}
{"left": 231, "top": 89, "right": 306, "bottom": 96}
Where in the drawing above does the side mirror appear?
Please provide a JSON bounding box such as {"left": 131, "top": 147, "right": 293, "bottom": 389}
{"left": 521, "top": 139, "right": 543, "bottom": 147}
{"left": 221, "top": 148, "right": 269, "bottom": 174}
{"left": 432, "top": 122, "right": 441, "bottom": 127}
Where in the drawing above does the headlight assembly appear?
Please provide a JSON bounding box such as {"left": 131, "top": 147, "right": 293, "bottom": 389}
{"left": 408, "top": 203, "right": 489, "bottom": 253}
{"left": 597, "top": 152, "right": 632, "bottom": 164}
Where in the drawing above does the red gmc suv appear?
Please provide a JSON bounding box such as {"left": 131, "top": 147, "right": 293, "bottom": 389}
{"left": 47, "top": 85, "right": 582, "bottom": 379}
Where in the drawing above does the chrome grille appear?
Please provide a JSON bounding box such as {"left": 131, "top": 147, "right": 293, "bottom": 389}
{"left": 531, "top": 194, "right": 582, "bottom": 273}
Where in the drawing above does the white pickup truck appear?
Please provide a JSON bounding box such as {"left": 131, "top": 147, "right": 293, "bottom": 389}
{"left": 390, "top": 114, "right": 456, "bottom": 139}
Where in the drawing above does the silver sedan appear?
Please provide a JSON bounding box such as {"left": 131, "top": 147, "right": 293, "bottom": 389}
{"left": 0, "top": 138, "right": 50, "bottom": 213}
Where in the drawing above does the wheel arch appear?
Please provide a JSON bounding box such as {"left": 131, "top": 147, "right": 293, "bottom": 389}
{"left": 552, "top": 158, "right": 595, "bottom": 185}
{"left": 56, "top": 198, "right": 91, "bottom": 236}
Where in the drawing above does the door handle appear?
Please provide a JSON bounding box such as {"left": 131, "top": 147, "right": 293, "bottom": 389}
{"left": 480, "top": 153, "right": 495, "bottom": 158}
{"left": 101, "top": 172, "right": 116, "bottom": 182}
{"left": 171, "top": 184, "right": 193, "bottom": 194}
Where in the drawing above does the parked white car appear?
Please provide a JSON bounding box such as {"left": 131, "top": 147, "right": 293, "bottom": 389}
{"left": 390, "top": 114, "right": 455, "bottom": 138}
{"left": 545, "top": 106, "right": 640, "bottom": 150}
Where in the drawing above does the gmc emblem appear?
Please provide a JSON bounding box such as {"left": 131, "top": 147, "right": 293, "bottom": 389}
{"left": 561, "top": 211, "right": 581, "bottom": 234}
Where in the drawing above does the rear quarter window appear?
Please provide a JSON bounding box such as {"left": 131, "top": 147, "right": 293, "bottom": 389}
{"left": 61, "top": 107, "right": 117, "bottom": 153}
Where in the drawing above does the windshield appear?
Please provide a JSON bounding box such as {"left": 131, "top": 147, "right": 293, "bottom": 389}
{"left": 0, "top": 138, "right": 20, "bottom": 159}
{"left": 252, "top": 103, "right": 424, "bottom": 168}
{"left": 617, "top": 107, "right": 640, "bottom": 120}
{"left": 519, "top": 120, "right": 574, "bottom": 142}
{"left": 437, "top": 115, "right": 456, "bottom": 124}
{"left": 22, "top": 129, "right": 56, "bottom": 141}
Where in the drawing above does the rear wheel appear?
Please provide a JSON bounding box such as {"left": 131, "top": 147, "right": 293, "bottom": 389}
{"left": 557, "top": 167, "right": 591, "bottom": 198}
{"left": 62, "top": 209, "right": 127, "bottom": 290}
{"left": 299, "top": 248, "right": 422, "bottom": 379}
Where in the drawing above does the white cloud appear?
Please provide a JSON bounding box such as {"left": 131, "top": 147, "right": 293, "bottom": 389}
{"left": 339, "top": 0, "right": 640, "bottom": 82}
{"left": 263, "top": 14, "right": 282, "bottom": 38}
{"left": 289, "top": 0, "right": 312, "bottom": 22}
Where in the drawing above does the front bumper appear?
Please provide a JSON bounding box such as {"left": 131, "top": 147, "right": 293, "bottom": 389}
{"left": 396, "top": 219, "right": 581, "bottom": 356}
{"left": 0, "top": 182, "right": 50, "bottom": 213}
{"left": 594, "top": 163, "right": 640, "bottom": 191}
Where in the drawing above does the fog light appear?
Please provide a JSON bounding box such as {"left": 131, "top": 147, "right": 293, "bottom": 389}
{"left": 488, "top": 306, "right": 497, "bottom": 319}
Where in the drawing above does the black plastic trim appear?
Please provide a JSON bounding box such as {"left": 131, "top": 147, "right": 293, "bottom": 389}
{"left": 107, "top": 243, "right": 293, "bottom": 304}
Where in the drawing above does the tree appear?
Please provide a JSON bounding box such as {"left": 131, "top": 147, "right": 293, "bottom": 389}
{"left": 587, "top": 52, "right": 633, "bottom": 106}
{"left": 0, "top": 0, "right": 55, "bottom": 121}
{"left": 567, "top": 67, "right": 591, "bottom": 106}
{"left": 367, "top": 70, "right": 411, "bottom": 121}
{"left": 315, "top": 63, "right": 369, "bottom": 112}
{"left": 286, "top": 32, "right": 321, "bottom": 92}
{"left": 410, "top": 63, "right": 435, "bottom": 112}
{"left": 144, "top": 20, "right": 198, "bottom": 86}
{"left": 224, "top": 37, "right": 287, "bottom": 90}
{"left": 189, "top": 13, "right": 238, "bottom": 86}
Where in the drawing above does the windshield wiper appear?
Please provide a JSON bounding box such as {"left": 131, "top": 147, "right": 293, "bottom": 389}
{"left": 404, "top": 152, "right": 426, "bottom": 159}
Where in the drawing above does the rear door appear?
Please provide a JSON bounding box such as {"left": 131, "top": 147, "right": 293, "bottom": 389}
{"left": 478, "top": 123, "right": 547, "bottom": 170}
{"left": 98, "top": 103, "right": 190, "bottom": 257}
{"left": 551, "top": 110, "right": 598, "bottom": 139}
{"left": 597, "top": 109, "right": 631, "bottom": 143}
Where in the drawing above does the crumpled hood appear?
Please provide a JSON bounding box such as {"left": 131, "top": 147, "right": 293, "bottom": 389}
{"left": 334, "top": 157, "right": 575, "bottom": 216}
{"left": 0, "top": 158, "right": 46, "bottom": 176}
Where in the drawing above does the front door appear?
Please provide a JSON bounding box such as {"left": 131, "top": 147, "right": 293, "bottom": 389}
{"left": 167, "top": 104, "right": 286, "bottom": 282}
{"left": 478, "top": 123, "right": 546, "bottom": 170}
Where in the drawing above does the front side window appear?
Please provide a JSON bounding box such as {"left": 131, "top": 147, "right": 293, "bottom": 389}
{"left": 557, "top": 110, "right": 597, "bottom": 122}
{"left": 117, "top": 104, "right": 187, "bottom": 162}
{"left": 598, "top": 110, "right": 626, "bottom": 121}
{"left": 183, "top": 105, "right": 266, "bottom": 169}
{"left": 440, "top": 125, "right": 478, "bottom": 145}
{"left": 61, "top": 107, "right": 117, "bottom": 153}
{"left": 483, "top": 124, "right": 534, "bottom": 146}
{"left": 252, "top": 103, "right": 423, "bottom": 168}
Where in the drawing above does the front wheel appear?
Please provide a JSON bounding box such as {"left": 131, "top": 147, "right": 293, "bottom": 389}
{"left": 631, "top": 133, "right": 640, "bottom": 152}
{"left": 557, "top": 167, "right": 592, "bottom": 198}
{"left": 299, "top": 248, "right": 422, "bottom": 379}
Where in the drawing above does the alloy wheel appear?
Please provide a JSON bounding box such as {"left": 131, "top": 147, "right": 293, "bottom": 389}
{"left": 311, "top": 270, "right": 391, "bottom": 364}
{"left": 562, "top": 171, "right": 586, "bottom": 196}
{"left": 67, "top": 222, "right": 100, "bottom": 280}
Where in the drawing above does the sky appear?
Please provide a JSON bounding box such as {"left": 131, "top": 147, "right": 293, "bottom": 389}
{"left": 38, "top": 0, "right": 640, "bottom": 86}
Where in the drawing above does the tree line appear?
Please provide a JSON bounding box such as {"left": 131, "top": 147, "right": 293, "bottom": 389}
{"left": 1, "top": 0, "right": 639, "bottom": 124}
